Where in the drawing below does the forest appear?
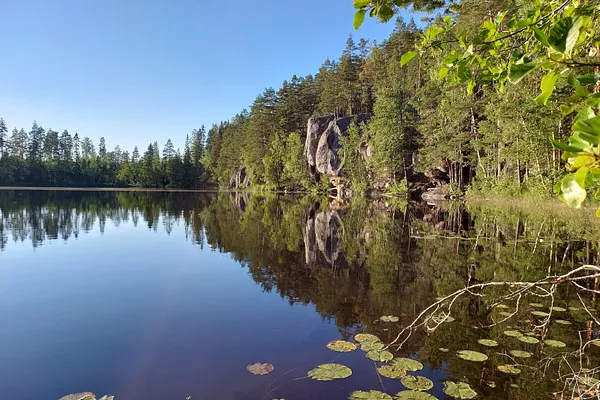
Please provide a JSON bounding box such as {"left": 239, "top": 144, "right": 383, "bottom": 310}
{"left": 0, "top": 0, "right": 597, "bottom": 203}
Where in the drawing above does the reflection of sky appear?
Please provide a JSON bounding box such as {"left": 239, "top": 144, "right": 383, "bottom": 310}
{"left": 0, "top": 213, "right": 442, "bottom": 400}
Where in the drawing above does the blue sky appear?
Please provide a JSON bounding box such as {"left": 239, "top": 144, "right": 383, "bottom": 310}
{"left": 0, "top": 0, "right": 407, "bottom": 152}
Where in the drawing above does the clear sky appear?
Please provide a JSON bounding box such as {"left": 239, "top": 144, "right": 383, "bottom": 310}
{"left": 0, "top": 0, "right": 407, "bottom": 152}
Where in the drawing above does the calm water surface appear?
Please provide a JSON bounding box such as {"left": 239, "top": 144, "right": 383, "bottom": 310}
{"left": 0, "top": 191, "right": 598, "bottom": 400}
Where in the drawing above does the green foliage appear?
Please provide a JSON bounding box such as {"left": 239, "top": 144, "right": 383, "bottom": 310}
{"left": 355, "top": 0, "right": 600, "bottom": 212}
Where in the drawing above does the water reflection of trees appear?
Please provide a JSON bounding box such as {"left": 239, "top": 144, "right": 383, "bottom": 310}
{"left": 1, "top": 191, "right": 599, "bottom": 398}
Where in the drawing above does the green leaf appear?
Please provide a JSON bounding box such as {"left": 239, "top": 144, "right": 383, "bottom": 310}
{"left": 307, "top": 363, "right": 352, "bottom": 381}
{"left": 355, "top": 333, "right": 381, "bottom": 343}
{"left": 577, "top": 74, "right": 600, "bottom": 85}
{"left": 401, "top": 51, "right": 418, "bottom": 67}
{"left": 551, "top": 140, "right": 585, "bottom": 153}
{"left": 548, "top": 17, "right": 574, "bottom": 52}
{"left": 574, "top": 115, "right": 600, "bottom": 136}
{"left": 395, "top": 391, "right": 438, "bottom": 400}
{"left": 509, "top": 350, "right": 532, "bottom": 358}
{"left": 544, "top": 339, "right": 567, "bottom": 348}
{"left": 503, "top": 330, "right": 523, "bottom": 337}
{"left": 518, "top": 336, "right": 540, "bottom": 344}
{"left": 353, "top": 0, "right": 371, "bottom": 8}
{"left": 574, "top": 106, "right": 596, "bottom": 123}
{"left": 497, "top": 365, "right": 521, "bottom": 375}
{"left": 536, "top": 71, "right": 560, "bottom": 105}
{"left": 378, "top": 365, "right": 407, "bottom": 379}
{"left": 367, "top": 350, "right": 394, "bottom": 362}
{"left": 560, "top": 173, "right": 587, "bottom": 208}
{"left": 401, "top": 376, "right": 434, "bottom": 391}
{"left": 533, "top": 26, "right": 550, "bottom": 47}
{"left": 327, "top": 340, "right": 357, "bottom": 352}
{"left": 555, "top": 320, "right": 572, "bottom": 325}
{"left": 354, "top": 9, "right": 367, "bottom": 30}
{"left": 247, "top": 363, "right": 274, "bottom": 375}
{"left": 457, "top": 350, "right": 488, "bottom": 362}
{"left": 392, "top": 358, "right": 424, "bottom": 372}
{"left": 566, "top": 17, "right": 583, "bottom": 55}
{"left": 508, "top": 62, "right": 537, "bottom": 83}
{"left": 362, "top": 341, "right": 385, "bottom": 351}
{"left": 478, "top": 339, "right": 499, "bottom": 347}
{"left": 531, "top": 310, "right": 550, "bottom": 317}
{"left": 438, "top": 67, "right": 450, "bottom": 80}
{"left": 349, "top": 390, "right": 393, "bottom": 400}
{"left": 443, "top": 382, "right": 477, "bottom": 399}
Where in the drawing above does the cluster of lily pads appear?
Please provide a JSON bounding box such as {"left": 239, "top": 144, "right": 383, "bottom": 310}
{"left": 247, "top": 304, "right": 599, "bottom": 399}
{"left": 311, "top": 331, "right": 478, "bottom": 400}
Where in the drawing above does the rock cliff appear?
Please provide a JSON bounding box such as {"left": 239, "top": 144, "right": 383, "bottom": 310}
{"left": 304, "top": 114, "right": 371, "bottom": 177}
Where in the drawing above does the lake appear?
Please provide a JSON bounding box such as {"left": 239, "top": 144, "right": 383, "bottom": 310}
{"left": 0, "top": 190, "right": 599, "bottom": 400}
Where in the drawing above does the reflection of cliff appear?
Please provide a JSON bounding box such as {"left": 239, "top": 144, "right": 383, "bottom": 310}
{"left": 303, "top": 205, "right": 346, "bottom": 268}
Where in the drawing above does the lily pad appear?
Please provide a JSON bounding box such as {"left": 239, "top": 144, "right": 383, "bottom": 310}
{"left": 439, "top": 348, "right": 450, "bottom": 352}
{"left": 591, "top": 340, "right": 600, "bottom": 347}
{"left": 308, "top": 363, "right": 352, "bottom": 381}
{"left": 551, "top": 306, "right": 566, "bottom": 312}
{"left": 529, "top": 303, "right": 544, "bottom": 308}
{"left": 457, "top": 350, "right": 488, "bottom": 362}
{"left": 477, "top": 339, "right": 498, "bottom": 347}
{"left": 362, "top": 341, "right": 385, "bottom": 351}
{"left": 544, "top": 339, "right": 566, "bottom": 348}
{"left": 367, "top": 350, "right": 394, "bottom": 362}
{"left": 578, "top": 375, "right": 600, "bottom": 387}
{"left": 498, "top": 311, "right": 513, "bottom": 317}
{"left": 349, "top": 390, "right": 394, "bottom": 400}
{"left": 327, "top": 340, "right": 357, "bottom": 353}
{"left": 378, "top": 365, "right": 407, "bottom": 379}
{"left": 392, "top": 358, "right": 424, "bottom": 372}
{"left": 486, "top": 381, "right": 496, "bottom": 388}
{"left": 395, "top": 391, "right": 438, "bottom": 400}
{"left": 59, "top": 394, "right": 96, "bottom": 400}
{"left": 494, "top": 304, "right": 510, "bottom": 309}
{"left": 509, "top": 350, "right": 532, "bottom": 358}
{"left": 497, "top": 364, "right": 521, "bottom": 374}
{"left": 443, "top": 382, "right": 477, "bottom": 399}
{"left": 504, "top": 330, "right": 523, "bottom": 337}
{"left": 555, "top": 319, "right": 571, "bottom": 325}
{"left": 355, "top": 333, "right": 381, "bottom": 343}
{"left": 518, "top": 336, "right": 539, "bottom": 344}
{"left": 401, "top": 375, "right": 434, "bottom": 391}
{"left": 531, "top": 311, "right": 550, "bottom": 317}
{"left": 247, "top": 363, "right": 274, "bottom": 375}
{"left": 380, "top": 315, "right": 399, "bottom": 322}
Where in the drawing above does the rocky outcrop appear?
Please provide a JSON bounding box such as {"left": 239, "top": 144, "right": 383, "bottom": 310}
{"left": 304, "top": 115, "right": 335, "bottom": 170}
{"left": 228, "top": 167, "right": 249, "bottom": 189}
{"left": 304, "top": 114, "right": 371, "bottom": 177}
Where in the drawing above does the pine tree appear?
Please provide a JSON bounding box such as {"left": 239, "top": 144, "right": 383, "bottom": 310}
{"left": 98, "top": 137, "right": 107, "bottom": 159}
{"left": 0, "top": 118, "right": 7, "bottom": 157}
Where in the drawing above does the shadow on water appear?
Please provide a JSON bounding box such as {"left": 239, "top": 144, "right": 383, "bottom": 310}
{"left": 0, "top": 190, "right": 599, "bottom": 399}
